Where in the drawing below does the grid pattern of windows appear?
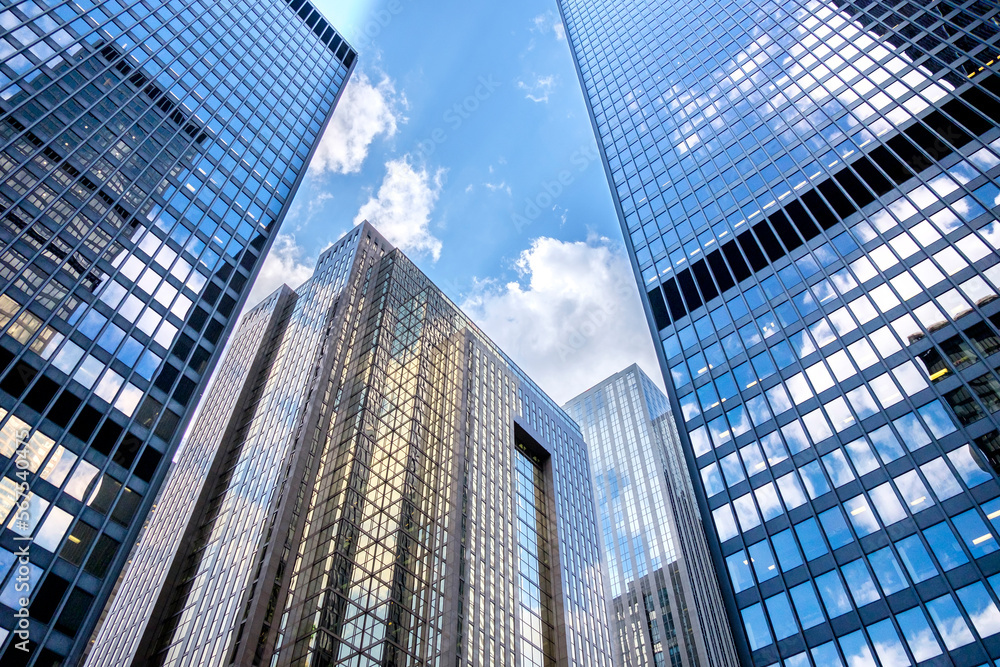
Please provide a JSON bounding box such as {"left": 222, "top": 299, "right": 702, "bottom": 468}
{"left": 86, "top": 222, "right": 614, "bottom": 667}
{"left": 559, "top": 0, "right": 1000, "bottom": 664}
{"left": 0, "top": 0, "right": 354, "bottom": 662}
{"left": 564, "top": 365, "right": 739, "bottom": 667}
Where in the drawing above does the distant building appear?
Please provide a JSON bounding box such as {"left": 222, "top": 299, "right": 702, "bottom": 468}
{"left": 86, "top": 221, "right": 614, "bottom": 667}
{"left": 564, "top": 365, "right": 738, "bottom": 667}
{"left": 0, "top": 0, "right": 354, "bottom": 662}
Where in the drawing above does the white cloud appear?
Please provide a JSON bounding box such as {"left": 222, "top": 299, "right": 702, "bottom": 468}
{"left": 530, "top": 11, "right": 566, "bottom": 40}
{"left": 310, "top": 73, "right": 403, "bottom": 174}
{"left": 355, "top": 157, "right": 445, "bottom": 261}
{"left": 246, "top": 234, "right": 316, "bottom": 307}
{"left": 462, "top": 236, "right": 663, "bottom": 404}
{"left": 517, "top": 74, "right": 556, "bottom": 103}
{"left": 484, "top": 180, "right": 511, "bottom": 196}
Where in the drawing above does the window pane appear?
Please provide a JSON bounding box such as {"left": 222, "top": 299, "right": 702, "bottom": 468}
{"left": 772, "top": 529, "right": 803, "bottom": 572}
{"left": 920, "top": 458, "right": 963, "bottom": 500}
{"left": 754, "top": 483, "right": 783, "bottom": 522}
{"left": 896, "top": 535, "right": 938, "bottom": 583}
{"left": 760, "top": 431, "right": 788, "bottom": 465}
{"left": 740, "top": 443, "right": 767, "bottom": 477}
{"left": 845, "top": 438, "right": 879, "bottom": 476}
{"left": 721, "top": 452, "right": 745, "bottom": 486}
{"left": 713, "top": 504, "right": 738, "bottom": 542}
{"left": 866, "top": 619, "right": 908, "bottom": 667}
{"left": 820, "top": 507, "right": 855, "bottom": 549}
{"left": 956, "top": 582, "right": 1000, "bottom": 638}
{"left": 896, "top": 607, "right": 942, "bottom": 662}
{"left": 926, "top": 594, "right": 975, "bottom": 649}
{"left": 810, "top": 641, "right": 844, "bottom": 667}
{"left": 948, "top": 445, "right": 993, "bottom": 488}
{"left": 868, "top": 547, "right": 907, "bottom": 596}
{"left": 838, "top": 630, "right": 874, "bottom": 666}
{"left": 726, "top": 551, "right": 754, "bottom": 593}
{"left": 765, "top": 592, "right": 797, "bottom": 641}
{"left": 733, "top": 493, "right": 761, "bottom": 532}
{"left": 790, "top": 581, "right": 825, "bottom": 630}
{"left": 794, "top": 518, "right": 829, "bottom": 561}
{"left": 741, "top": 603, "right": 773, "bottom": 651}
{"left": 799, "top": 460, "right": 830, "bottom": 499}
{"left": 701, "top": 463, "right": 725, "bottom": 496}
{"left": 892, "top": 412, "right": 931, "bottom": 452}
{"left": 869, "top": 483, "right": 906, "bottom": 525}
{"left": 843, "top": 495, "right": 880, "bottom": 536}
{"left": 776, "top": 472, "right": 807, "bottom": 509}
{"left": 952, "top": 509, "right": 998, "bottom": 559}
{"left": 815, "top": 570, "right": 852, "bottom": 618}
{"left": 893, "top": 470, "right": 932, "bottom": 514}
{"left": 748, "top": 540, "right": 778, "bottom": 583}
{"left": 822, "top": 449, "right": 855, "bottom": 487}
{"left": 925, "top": 522, "right": 969, "bottom": 571}
{"left": 869, "top": 424, "right": 904, "bottom": 464}
{"left": 842, "top": 559, "right": 880, "bottom": 607}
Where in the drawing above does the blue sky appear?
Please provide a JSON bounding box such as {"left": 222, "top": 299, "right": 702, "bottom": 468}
{"left": 247, "top": 0, "right": 663, "bottom": 402}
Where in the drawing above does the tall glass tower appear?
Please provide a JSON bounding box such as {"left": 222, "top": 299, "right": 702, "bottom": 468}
{"left": 86, "top": 221, "right": 614, "bottom": 667}
{"left": 0, "top": 0, "right": 354, "bottom": 664}
{"left": 563, "top": 364, "right": 739, "bottom": 667}
{"left": 558, "top": 0, "right": 1000, "bottom": 665}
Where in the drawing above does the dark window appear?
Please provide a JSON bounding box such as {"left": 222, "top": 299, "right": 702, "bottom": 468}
{"left": 55, "top": 588, "right": 93, "bottom": 635}
{"left": 84, "top": 534, "right": 120, "bottom": 578}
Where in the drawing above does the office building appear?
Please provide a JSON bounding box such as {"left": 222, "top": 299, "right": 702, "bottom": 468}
{"left": 558, "top": 0, "right": 1000, "bottom": 664}
{"left": 86, "top": 221, "right": 614, "bottom": 667}
{"left": 0, "top": 0, "right": 355, "bottom": 663}
{"left": 564, "top": 364, "right": 739, "bottom": 667}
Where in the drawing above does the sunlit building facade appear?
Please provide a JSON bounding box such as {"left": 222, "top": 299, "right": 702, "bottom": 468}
{"left": 86, "top": 221, "right": 614, "bottom": 667}
{"left": 558, "top": 0, "right": 1000, "bottom": 665}
{"left": 0, "top": 0, "right": 354, "bottom": 663}
{"left": 563, "top": 364, "right": 739, "bottom": 667}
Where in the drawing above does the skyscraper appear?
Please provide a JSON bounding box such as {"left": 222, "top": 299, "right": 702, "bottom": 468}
{"left": 558, "top": 0, "right": 1000, "bottom": 665}
{"left": 0, "top": 0, "right": 354, "bottom": 663}
{"left": 563, "top": 364, "right": 739, "bottom": 667}
{"left": 86, "top": 221, "right": 614, "bottom": 667}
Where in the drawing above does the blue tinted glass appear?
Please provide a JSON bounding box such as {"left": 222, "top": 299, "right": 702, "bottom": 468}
{"left": 799, "top": 460, "right": 830, "bottom": 499}
{"left": 841, "top": 559, "right": 880, "bottom": 607}
{"left": 726, "top": 551, "right": 754, "bottom": 593}
{"left": 953, "top": 509, "right": 999, "bottom": 559}
{"left": 918, "top": 401, "right": 957, "bottom": 439}
{"left": 810, "top": 641, "right": 844, "bottom": 667}
{"left": 794, "top": 518, "right": 828, "bottom": 561}
{"left": 838, "top": 630, "right": 874, "bottom": 665}
{"left": 741, "top": 603, "right": 773, "bottom": 651}
{"left": 925, "top": 523, "right": 969, "bottom": 571}
{"left": 819, "top": 507, "right": 854, "bottom": 549}
{"left": 815, "top": 570, "right": 851, "bottom": 618}
{"left": 896, "top": 607, "right": 942, "bottom": 662}
{"left": 896, "top": 535, "right": 938, "bottom": 583}
{"left": 868, "top": 547, "right": 908, "bottom": 596}
{"left": 771, "top": 529, "right": 803, "bottom": 572}
{"left": 765, "top": 592, "right": 797, "bottom": 641}
{"left": 770, "top": 340, "right": 795, "bottom": 369}
{"left": 789, "top": 582, "right": 824, "bottom": 630}
{"left": 866, "top": 619, "right": 907, "bottom": 667}
{"left": 749, "top": 540, "right": 778, "bottom": 583}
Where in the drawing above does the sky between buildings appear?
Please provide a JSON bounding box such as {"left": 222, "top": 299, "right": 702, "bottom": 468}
{"left": 240, "top": 0, "right": 665, "bottom": 404}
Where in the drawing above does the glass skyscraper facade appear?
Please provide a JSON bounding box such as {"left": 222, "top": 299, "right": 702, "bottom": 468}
{"left": 558, "top": 0, "right": 1000, "bottom": 665}
{"left": 0, "top": 0, "right": 354, "bottom": 663}
{"left": 86, "top": 221, "right": 614, "bottom": 667}
{"left": 563, "top": 364, "right": 739, "bottom": 667}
